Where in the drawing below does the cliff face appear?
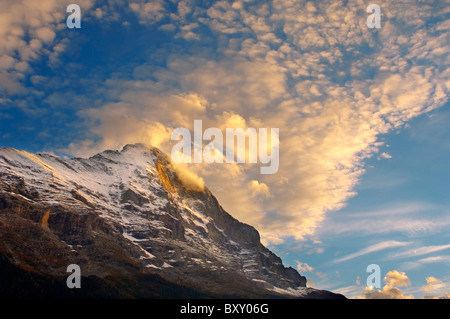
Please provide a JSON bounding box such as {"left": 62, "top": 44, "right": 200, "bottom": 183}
{"left": 0, "top": 144, "right": 344, "bottom": 299}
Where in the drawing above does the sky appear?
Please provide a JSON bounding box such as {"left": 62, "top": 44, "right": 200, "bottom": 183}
{"left": 0, "top": 0, "right": 449, "bottom": 298}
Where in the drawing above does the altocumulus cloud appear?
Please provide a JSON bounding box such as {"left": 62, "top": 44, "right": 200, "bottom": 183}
{"left": 0, "top": 0, "right": 95, "bottom": 96}
{"left": 2, "top": 0, "right": 449, "bottom": 244}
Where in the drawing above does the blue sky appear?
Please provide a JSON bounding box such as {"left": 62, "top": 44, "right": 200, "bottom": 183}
{"left": 270, "top": 106, "right": 450, "bottom": 298}
{"left": 0, "top": 0, "right": 449, "bottom": 298}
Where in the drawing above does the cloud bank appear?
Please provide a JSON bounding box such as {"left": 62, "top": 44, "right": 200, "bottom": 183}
{"left": 2, "top": 0, "right": 449, "bottom": 243}
{"left": 353, "top": 271, "right": 450, "bottom": 299}
{"left": 357, "top": 270, "right": 414, "bottom": 299}
{"left": 0, "top": 0, "right": 95, "bottom": 96}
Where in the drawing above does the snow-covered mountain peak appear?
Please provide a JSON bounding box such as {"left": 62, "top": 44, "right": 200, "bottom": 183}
{"left": 0, "top": 144, "right": 344, "bottom": 298}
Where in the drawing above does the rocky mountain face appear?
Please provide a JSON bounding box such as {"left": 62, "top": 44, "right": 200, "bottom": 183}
{"left": 0, "top": 144, "right": 344, "bottom": 299}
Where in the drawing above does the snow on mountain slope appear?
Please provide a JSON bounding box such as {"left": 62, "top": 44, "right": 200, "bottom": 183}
{"left": 0, "top": 144, "right": 344, "bottom": 298}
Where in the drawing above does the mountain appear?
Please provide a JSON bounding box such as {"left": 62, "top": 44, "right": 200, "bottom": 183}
{"left": 0, "top": 144, "right": 344, "bottom": 299}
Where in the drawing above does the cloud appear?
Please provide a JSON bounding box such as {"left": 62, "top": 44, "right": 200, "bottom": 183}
{"left": 422, "top": 276, "right": 443, "bottom": 293}
{"left": 378, "top": 152, "right": 392, "bottom": 160}
{"left": 296, "top": 261, "right": 314, "bottom": 273}
{"left": 0, "top": 0, "right": 97, "bottom": 98}
{"left": 306, "top": 278, "right": 315, "bottom": 288}
{"left": 296, "top": 260, "right": 326, "bottom": 284}
{"left": 129, "top": 0, "right": 167, "bottom": 25}
{"left": 3, "top": 0, "right": 448, "bottom": 244}
{"left": 402, "top": 255, "right": 450, "bottom": 270}
{"left": 75, "top": 0, "right": 447, "bottom": 243}
{"left": 357, "top": 270, "right": 414, "bottom": 299}
{"left": 421, "top": 276, "right": 450, "bottom": 299}
{"left": 176, "top": 23, "right": 201, "bottom": 40}
{"left": 333, "top": 285, "right": 363, "bottom": 299}
{"left": 373, "top": 272, "right": 450, "bottom": 299}
{"left": 341, "top": 273, "right": 450, "bottom": 299}
{"left": 389, "top": 244, "right": 450, "bottom": 259}
{"left": 0, "top": 70, "right": 25, "bottom": 95}
{"left": 170, "top": 162, "right": 205, "bottom": 192}
{"left": 248, "top": 180, "right": 270, "bottom": 198}
{"left": 384, "top": 270, "right": 411, "bottom": 288}
{"left": 357, "top": 284, "right": 414, "bottom": 299}
{"left": 315, "top": 271, "right": 326, "bottom": 279}
{"left": 319, "top": 202, "right": 450, "bottom": 237}
{"left": 35, "top": 27, "right": 56, "bottom": 44}
{"left": 333, "top": 241, "right": 411, "bottom": 263}
{"left": 307, "top": 247, "right": 324, "bottom": 255}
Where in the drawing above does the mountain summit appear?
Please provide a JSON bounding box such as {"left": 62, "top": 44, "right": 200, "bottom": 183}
{"left": 0, "top": 144, "right": 344, "bottom": 298}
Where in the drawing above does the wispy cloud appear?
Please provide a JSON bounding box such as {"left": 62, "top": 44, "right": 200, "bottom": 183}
{"left": 422, "top": 276, "right": 443, "bottom": 293}
{"left": 319, "top": 203, "right": 450, "bottom": 237}
{"left": 337, "top": 202, "right": 436, "bottom": 218}
{"left": 389, "top": 244, "right": 450, "bottom": 259}
{"left": 402, "top": 255, "right": 450, "bottom": 270}
{"left": 421, "top": 276, "right": 450, "bottom": 298}
{"left": 332, "top": 285, "right": 364, "bottom": 299}
{"left": 333, "top": 241, "right": 411, "bottom": 264}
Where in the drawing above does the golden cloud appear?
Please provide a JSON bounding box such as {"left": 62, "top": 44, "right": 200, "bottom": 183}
{"left": 357, "top": 270, "right": 414, "bottom": 299}
{"left": 61, "top": 0, "right": 448, "bottom": 244}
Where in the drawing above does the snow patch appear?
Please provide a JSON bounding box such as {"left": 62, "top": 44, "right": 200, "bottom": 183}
{"left": 146, "top": 264, "right": 160, "bottom": 269}
{"left": 269, "top": 286, "right": 309, "bottom": 297}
